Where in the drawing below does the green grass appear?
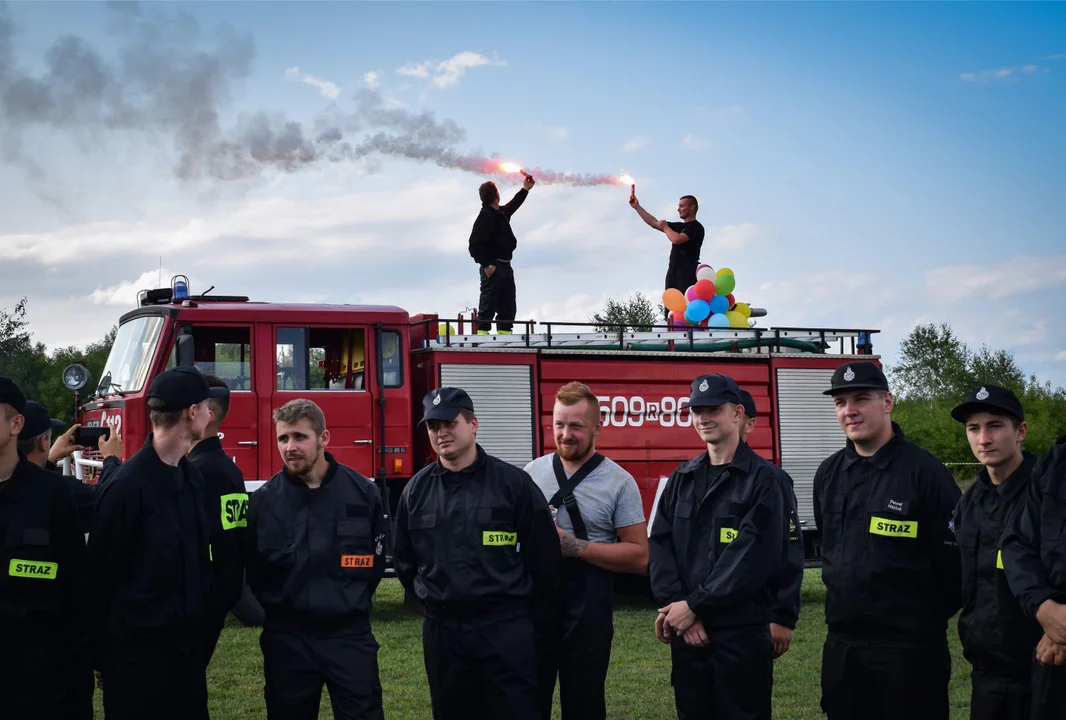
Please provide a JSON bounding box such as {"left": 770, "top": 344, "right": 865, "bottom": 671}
{"left": 91, "top": 570, "right": 974, "bottom": 718}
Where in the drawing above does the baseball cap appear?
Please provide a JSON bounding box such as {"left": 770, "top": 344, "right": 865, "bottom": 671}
{"left": 18, "top": 401, "right": 65, "bottom": 441}
{"left": 824, "top": 361, "right": 890, "bottom": 396}
{"left": 738, "top": 389, "right": 757, "bottom": 419}
{"left": 951, "top": 384, "right": 1025, "bottom": 424}
{"left": 419, "top": 387, "right": 475, "bottom": 424}
{"left": 147, "top": 367, "right": 229, "bottom": 413}
{"left": 0, "top": 376, "right": 27, "bottom": 415}
{"left": 688, "top": 374, "right": 742, "bottom": 409}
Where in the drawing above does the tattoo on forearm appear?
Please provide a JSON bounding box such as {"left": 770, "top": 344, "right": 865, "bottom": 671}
{"left": 559, "top": 532, "right": 589, "bottom": 557}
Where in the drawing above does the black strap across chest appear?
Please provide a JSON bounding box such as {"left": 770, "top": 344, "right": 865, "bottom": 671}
{"left": 549, "top": 453, "right": 605, "bottom": 541}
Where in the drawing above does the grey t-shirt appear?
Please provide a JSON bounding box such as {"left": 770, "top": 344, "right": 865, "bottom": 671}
{"left": 523, "top": 453, "right": 646, "bottom": 543}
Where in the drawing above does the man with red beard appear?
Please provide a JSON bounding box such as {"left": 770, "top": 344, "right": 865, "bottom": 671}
{"left": 523, "top": 381, "right": 648, "bottom": 720}
{"left": 246, "top": 399, "right": 389, "bottom": 720}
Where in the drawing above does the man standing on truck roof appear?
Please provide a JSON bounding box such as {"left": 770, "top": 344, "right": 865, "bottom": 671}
{"left": 649, "top": 374, "right": 793, "bottom": 720}
{"left": 813, "top": 361, "right": 961, "bottom": 720}
{"left": 86, "top": 366, "right": 226, "bottom": 720}
{"left": 629, "top": 191, "right": 705, "bottom": 322}
{"left": 469, "top": 173, "right": 536, "bottom": 336}
{"left": 523, "top": 381, "right": 649, "bottom": 720}
{"left": 0, "top": 377, "right": 94, "bottom": 720}
{"left": 394, "top": 387, "right": 561, "bottom": 720}
{"left": 246, "top": 398, "right": 388, "bottom": 720}
{"left": 188, "top": 374, "right": 248, "bottom": 667}
{"left": 1001, "top": 434, "right": 1066, "bottom": 719}
{"left": 950, "top": 384, "right": 1044, "bottom": 720}
{"left": 738, "top": 388, "right": 804, "bottom": 662}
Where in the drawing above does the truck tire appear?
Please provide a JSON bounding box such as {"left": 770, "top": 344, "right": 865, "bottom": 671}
{"left": 231, "top": 584, "right": 265, "bottom": 627}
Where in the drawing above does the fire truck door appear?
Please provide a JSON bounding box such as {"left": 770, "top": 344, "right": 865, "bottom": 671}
{"left": 271, "top": 325, "right": 376, "bottom": 478}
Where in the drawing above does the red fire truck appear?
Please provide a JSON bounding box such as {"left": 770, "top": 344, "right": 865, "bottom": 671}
{"left": 74, "top": 280, "right": 879, "bottom": 560}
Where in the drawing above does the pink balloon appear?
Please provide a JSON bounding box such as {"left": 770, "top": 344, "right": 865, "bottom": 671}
{"left": 685, "top": 285, "right": 698, "bottom": 301}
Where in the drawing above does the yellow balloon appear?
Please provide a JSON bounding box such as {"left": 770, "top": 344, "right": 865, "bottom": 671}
{"left": 725, "top": 310, "right": 747, "bottom": 328}
{"left": 716, "top": 267, "right": 733, "bottom": 278}
{"left": 438, "top": 322, "right": 458, "bottom": 336}
{"left": 734, "top": 302, "right": 751, "bottom": 319}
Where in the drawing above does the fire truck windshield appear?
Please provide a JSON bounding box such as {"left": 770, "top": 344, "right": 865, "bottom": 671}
{"left": 98, "top": 315, "right": 166, "bottom": 396}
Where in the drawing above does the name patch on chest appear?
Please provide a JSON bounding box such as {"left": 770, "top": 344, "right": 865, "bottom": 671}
{"left": 869, "top": 517, "right": 918, "bottom": 538}
{"left": 720, "top": 528, "right": 738, "bottom": 544}
{"left": 8, "top": 559, "right": 58, "bottom": 579}
{"left": 341, "top": 555, "right": 374, "bottom": 568}
{"left": 483, "top": 531, "right": 518, "bottom": 546}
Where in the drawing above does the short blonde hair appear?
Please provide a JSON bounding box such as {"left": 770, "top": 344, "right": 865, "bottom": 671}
{"left": 555, "top": 382, "right": 600, "bottom": 424}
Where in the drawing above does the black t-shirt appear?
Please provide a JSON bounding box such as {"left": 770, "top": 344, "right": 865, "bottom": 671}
{"left": 667, "top": 220, "right": 705, "bottom": 270}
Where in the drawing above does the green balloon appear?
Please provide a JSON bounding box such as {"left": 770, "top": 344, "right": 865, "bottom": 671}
{"left": 715, "top": 273, "right": 735, "bottom": 295}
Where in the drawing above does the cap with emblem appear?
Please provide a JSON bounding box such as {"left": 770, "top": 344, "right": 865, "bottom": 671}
{"left": 688, "top": 374, "right": 742, "bottom": 409}
{"left": 738, "top": 389, "right": 757, "bottom": 419}
{"left": 951, "top": 384, "right": 1024, "bottom": 424}
{"left": 147, "top": 366, "right": 229, "bottom": 413}
{"left": 419, "top": 387, "right": 476, "bottom": 424}
{"left": 823, "top": 361, "right": 890, "bottom": 396}
{"left": 0, "top": 376, "right": 27, "bottom": 415}
{"left": 17, "top": 401, "right": 65, "bottom": 441}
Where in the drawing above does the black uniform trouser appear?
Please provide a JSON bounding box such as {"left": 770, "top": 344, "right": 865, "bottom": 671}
{"left": 101, "top": 640, "right": 208, "bottom": 720}
{"left": 670, "top": 624, "right": 773, "bottom": 720}
{"left": 423, "top": 614, "right": 540, "bottom": 720}
{"left": 969, "top": 675, "right": 1031, "bottom": 720}
{"left": 0, "top": 635, "right": 93, "bottom": 720}
{"left": 664, "top": 263, "right": 698, "bottom": 321}
{"left": 1032, "top": 661, "right": 1066, "bottom": 720}
{"left": 477, "top": 261, "right": 516, "bottom": 332}
{"left": 820, "top": 633, "right": 951, "bottom": 720}
{"left": 261, "top": 625, "right": 384, "bottom": 720}
{"left": 204, "top": 615, "right": 225, "bottom": 666}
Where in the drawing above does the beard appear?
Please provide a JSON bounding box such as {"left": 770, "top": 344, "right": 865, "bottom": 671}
{"left": 556, "top": 437, "right": 593, "bottom": 462}
{"left": 284, "top": 443, "right": 323, "bottom": 477}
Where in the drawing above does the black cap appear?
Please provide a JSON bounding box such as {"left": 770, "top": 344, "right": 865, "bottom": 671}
{"left": 419, "top": 387, "right": 475, "bottom": 424}
{"left": 18, "top": 401, "right": 65, "bottom": 441}
{"left": 147, "top": 367, "right": 229, "bottom": 413}
{"left": 688, "top": 374, "right": 742, "bottom": 409}
{"left": 823, "top": 361, "right": 889, "bottom": 396}
{"left": 738, "top": 389, "right": 757, "bottom": 419}
{"left": 0, "top": 376, "right": 26, "bottom": 415}
{"left": 951, "top": 384, "right": 1025, "bottom": 424}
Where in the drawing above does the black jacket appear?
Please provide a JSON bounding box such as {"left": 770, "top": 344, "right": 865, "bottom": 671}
{"left": 649, "top": 442, "right": 793, "bottom": 629}
{"left": 813, "top": 423, "right": 962, "bottom": 642}
{"left": 394, "top": 445, "right": 561, "bottom": 626}
{"left": 86, "top": 436, "right": 213, "bottom": 662}
{"left": 0, "top": 455, "right": 87, "bottom": 644}
{"left": 246, "top": 453, "right": 387, "bottom": 631}
{"left": 188, "top": 436, "right": 247, "bottom": 621}
{"left": 1002, "top": 437, "right": 1066, "bottom": 619}
{"left": 955, "top": 452, "right": 1043, "bottom": 688}
{"left": 468, "top": 188, "right": 528, "bottom": 266}
{"left": 46, "top": 457, "right": 121, "bottom": 534}
{"left": 771, "top": 467, "right": 805, "bottom": 630}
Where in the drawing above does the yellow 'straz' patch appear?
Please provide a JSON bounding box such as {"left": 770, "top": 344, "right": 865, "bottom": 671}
{"left": 869, "top": 517, "right": 918, "bottom": 538}
{"left": 720, "top": 528, "right": 738, "bottom": 544}
{"left": 483, "top": 531, "right": 518, "bottom": 546}
{"left": 220, "top": 493, "right": 249, "bottom": 530}
{"left": 8, "top": 559, "right": 58, "bottom": 579}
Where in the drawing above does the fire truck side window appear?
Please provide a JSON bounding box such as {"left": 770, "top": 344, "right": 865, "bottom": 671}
{"left": 379, "top": 330, "right": 403, "bottom": 388}
{"left": 166, "top": 327, "right": 253, "bottom": 391}
{"left": 276, "top": 327, "right": 366, "bottom": 391}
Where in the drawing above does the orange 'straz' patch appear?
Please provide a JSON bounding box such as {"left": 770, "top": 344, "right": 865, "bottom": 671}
{"left": 341, "top": 555, "right": 374, "bottom": 568}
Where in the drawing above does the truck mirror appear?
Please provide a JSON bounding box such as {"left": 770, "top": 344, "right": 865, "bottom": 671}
{"left": 176, "top": 333, "right": 195, "bottom": 367}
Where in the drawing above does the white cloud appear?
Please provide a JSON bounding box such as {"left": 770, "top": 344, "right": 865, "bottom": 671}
{"left": 547, "top": 126, "right": 568, "bottom": 140}
{"left": 1056, "top": 351, "right": 1066, "bottom": 361}
{"left": 705, "top": 223, "right": 764, "bottom": 253}
{"left": 1044, "top": 54, "right": 1066, "bottom": 60}
{"left": 363, "top": 71, "right": 380, "bottom": 89}
{"left": 623, "top": 136, "right": 651, "bottom": 151}
{"left": 681, "top": 134, "right": 710, "bottom": 150}
{"left": 924, "top": 255, "right": 1066, "bottom": 304}
{"left": 397, "top": 51, "right": 506, "bottom": 89}
{"left": 960, "top": 65, "right": 1040, "bottom": 84}
{"left": 90, "top": 269, "right": 186, "bottom": 305}
{"left": 284, "top": 66, "right": 341, "bottom": 99}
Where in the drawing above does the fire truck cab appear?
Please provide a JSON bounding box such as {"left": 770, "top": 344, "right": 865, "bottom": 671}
{"left": 76, "top": 281, "right": 880, "bottom": 560}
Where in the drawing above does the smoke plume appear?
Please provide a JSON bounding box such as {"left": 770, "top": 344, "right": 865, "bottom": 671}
{"left": 0, "top": 3, "right": 626, "bottom": 187}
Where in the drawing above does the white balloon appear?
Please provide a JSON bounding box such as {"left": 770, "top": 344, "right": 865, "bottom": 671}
{"left": 696, "top": 266, "right": 717, "bottom": 282}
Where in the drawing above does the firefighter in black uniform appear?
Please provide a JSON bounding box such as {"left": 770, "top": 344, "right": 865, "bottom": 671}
{"left": 246, "top": 398, "right": 388, "bottom": 720}
{"left": 0, "top": 377, "right": 93, "bottom": 720}
{"left": 86, "top": 366, "right": 226, "bottom": 720}
{"left": 394, "top": 387, "right": 561, "bottom": 720}
{"left": 813, "top": 361, "right": 962, "bottom": 720}
{"left": 649, "top": 374, "right": 793, "bottom": 720}
{"left": 1002, "top": 435, "right": 1066, "bottom": 720}
{"left": 469, "top": 173, "right": 535, "bottom": 335}
{"left": 951, "top": 384, "right": 1044, "bottom": 720}
{"left": 189, "top": 374, "right": 248, "bottom": 665}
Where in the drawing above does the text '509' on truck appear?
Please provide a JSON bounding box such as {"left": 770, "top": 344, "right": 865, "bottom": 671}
{"left": 74, "top": 277, "right": 879, "bottom": 562}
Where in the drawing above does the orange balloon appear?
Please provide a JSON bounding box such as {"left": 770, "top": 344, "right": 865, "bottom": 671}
{"left": 662, "top": 288, "right": 687, "bottom": 313}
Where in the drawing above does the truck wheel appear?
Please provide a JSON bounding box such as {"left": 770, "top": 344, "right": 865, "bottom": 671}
{"left": 231, "top": 584, "right": 265, "bottom": 627}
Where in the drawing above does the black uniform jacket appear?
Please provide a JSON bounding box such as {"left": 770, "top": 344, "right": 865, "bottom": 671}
{"left": 188, "top": 436, "right": 247, "bottom": 620}
{"left": 394, "top": 445, "right": 561, "bottom": 626}
{"left": 468, "top": 189, "right": 528, "bottom": 266}
{"left": 955, "top": 452, "right": 1043, "bottom": 688}
{"left": 246, "top": 453, "right": 387, "bottom": 631}
{"left": 814, "top": 423, "right": 962, "bottom": 642}
{"left": 1002, "top": 437, "right": 1066, "bottom": 619}
{"left": 649, "top": 441, "right": 792, "bottom": 629}
{"left": 86, "top": 436, "right": 213, "bottom": 663}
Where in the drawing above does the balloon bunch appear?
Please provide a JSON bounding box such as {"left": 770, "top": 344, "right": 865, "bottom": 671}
{"left": 662, "top": 265, "right": 753, "bottom": 329}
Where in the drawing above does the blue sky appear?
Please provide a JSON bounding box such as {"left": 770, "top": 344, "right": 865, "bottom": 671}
{"left": 2, "top": 1, "right": 1064, "bottom": 387}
